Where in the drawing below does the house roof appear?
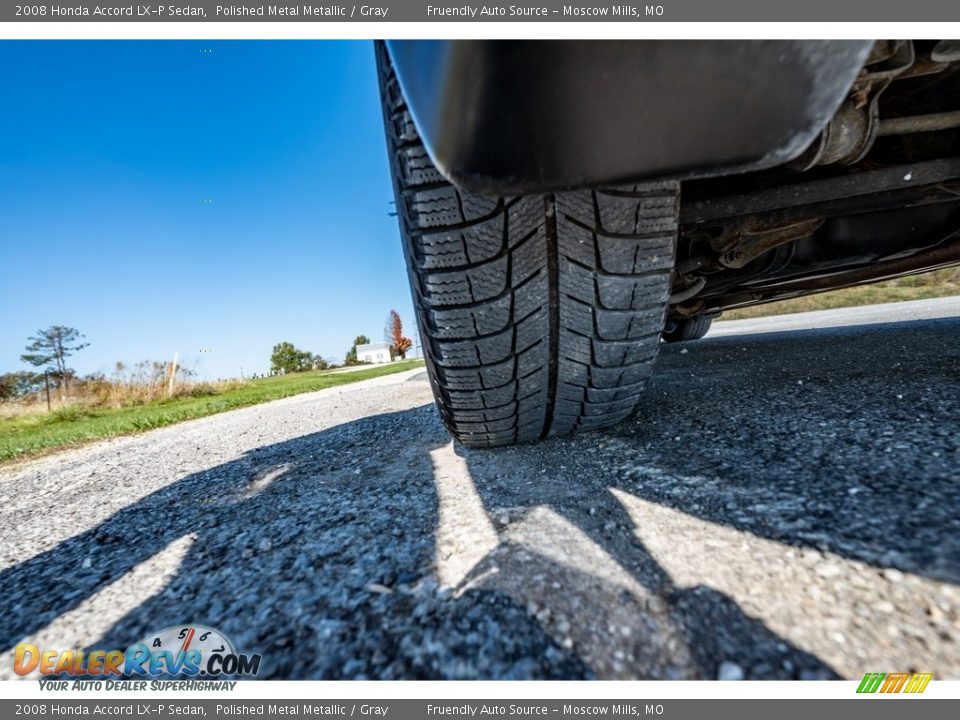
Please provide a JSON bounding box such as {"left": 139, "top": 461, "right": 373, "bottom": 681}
{"left": 356, "top": 342, "right": 391, "bottom": 353}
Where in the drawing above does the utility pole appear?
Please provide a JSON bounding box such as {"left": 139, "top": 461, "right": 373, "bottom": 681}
{"left": 44, "top": 371, "right": 51, "bottom": 412}
{"left": 168, "top": 352, "right": 179, "bottom": 396}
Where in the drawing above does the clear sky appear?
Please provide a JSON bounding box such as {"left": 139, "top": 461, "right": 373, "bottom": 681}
{"left": 0, "top": 40, "right": 416, "bottom": 380}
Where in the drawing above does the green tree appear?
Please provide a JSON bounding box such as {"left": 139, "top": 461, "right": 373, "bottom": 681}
{"left": 270, "top": 341, "right": 314, "bottom": 375}
{"left": 344, "top": 335, "right": 371, "bottom": 365}
{"left": 20, "top": 325, "right": 89, "bottom": 399}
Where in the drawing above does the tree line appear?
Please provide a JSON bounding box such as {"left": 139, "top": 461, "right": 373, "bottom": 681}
{"left": 269, "top": 309, "right": 414, "bottom": 375}
{"left": 1, "top": 311, "right": 416, "bottom": 401}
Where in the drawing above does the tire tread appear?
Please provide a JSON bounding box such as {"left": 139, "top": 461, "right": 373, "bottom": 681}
{"left": 378, "top": 43, "right": 678, "bottom": 447}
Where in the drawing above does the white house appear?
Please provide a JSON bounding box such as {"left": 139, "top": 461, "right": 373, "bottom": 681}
{"left": 356, "top": 342, "right": 393, "bottom": 364}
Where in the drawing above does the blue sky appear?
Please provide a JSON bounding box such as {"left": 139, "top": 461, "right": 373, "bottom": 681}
{"left": 0, "top": 40, "right": 416, "bottom": 380}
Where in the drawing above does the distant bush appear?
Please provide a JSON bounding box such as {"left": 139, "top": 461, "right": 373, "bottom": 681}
{"left": 177, "top": 383, "right": 225, "bottom": 399}
{"left": 51, "top": 404, "right": 96, "bottom": 423}
{"left": 0, "top": 372, "right": 41, "bottom": 403}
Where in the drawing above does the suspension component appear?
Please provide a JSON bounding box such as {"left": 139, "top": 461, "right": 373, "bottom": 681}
{"left": 791, "top": 40, "right": 916, "bottom": 170}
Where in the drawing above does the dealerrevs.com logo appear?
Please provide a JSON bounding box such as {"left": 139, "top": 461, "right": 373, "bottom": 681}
{"left": 14, "top": 625, "right": 261, "bottom": 678}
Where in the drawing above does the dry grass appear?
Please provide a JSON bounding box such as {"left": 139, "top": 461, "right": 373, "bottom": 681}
{"left": 722, "top": 267, "right": 960, "bottom": 321}
{"left": 78, "top": 375, "right": 246, "bottom": 408}
{"left": 1, "top": 360, "right": 246, "bottom": 421}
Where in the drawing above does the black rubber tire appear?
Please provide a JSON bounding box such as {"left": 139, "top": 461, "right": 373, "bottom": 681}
{"left": 378, "top": 43, "right": 679, "bottom": 447}
{"left": 662, "top": 315, "right": 713, "bottom": 343}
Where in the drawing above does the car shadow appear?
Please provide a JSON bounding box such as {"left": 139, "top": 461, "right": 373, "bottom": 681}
{"left": 1, "top": 314, "right": 956, "bottom": 679}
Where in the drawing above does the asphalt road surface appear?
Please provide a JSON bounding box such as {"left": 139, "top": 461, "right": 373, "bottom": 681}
{"left": 2, "top": 298, "right": 958, "bottom": 680}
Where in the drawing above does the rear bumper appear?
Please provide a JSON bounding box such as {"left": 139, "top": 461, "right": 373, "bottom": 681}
{"left": 387, "top": 40, "right": 873, "bottom": 195}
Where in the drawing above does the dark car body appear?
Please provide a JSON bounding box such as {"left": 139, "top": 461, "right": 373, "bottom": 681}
{"left": 387, "top": 40, "right": 872, "bottom": 194}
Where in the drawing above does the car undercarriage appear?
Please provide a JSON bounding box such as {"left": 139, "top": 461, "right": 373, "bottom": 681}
{"left": 673, "top": 40, "right": 960, "bottom": 320}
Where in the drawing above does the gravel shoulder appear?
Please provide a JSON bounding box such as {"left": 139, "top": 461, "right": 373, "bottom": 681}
{"left": 1, "top": 301, "right": 958, "bottom": 680}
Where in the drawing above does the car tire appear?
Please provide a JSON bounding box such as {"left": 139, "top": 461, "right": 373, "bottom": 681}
{"left": 662, "top": 315, "right": 713, "bottom": 343}
{"left": 377, "top": 42, "right": 679, "bottom": 447}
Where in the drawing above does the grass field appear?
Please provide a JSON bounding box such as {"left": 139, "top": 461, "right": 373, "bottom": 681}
{"left": 0, "top": 359, "right": 424, "bottom": 464}
{"left": 721, "top": 267, "right": 960, "bottom": 320}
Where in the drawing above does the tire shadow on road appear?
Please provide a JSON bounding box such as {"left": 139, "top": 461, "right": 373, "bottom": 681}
{"left": 0, "top": 405, "right": 590, "bottom": 679}
{"left": 455, "top": 451, "right": 838, "bottom": 680}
